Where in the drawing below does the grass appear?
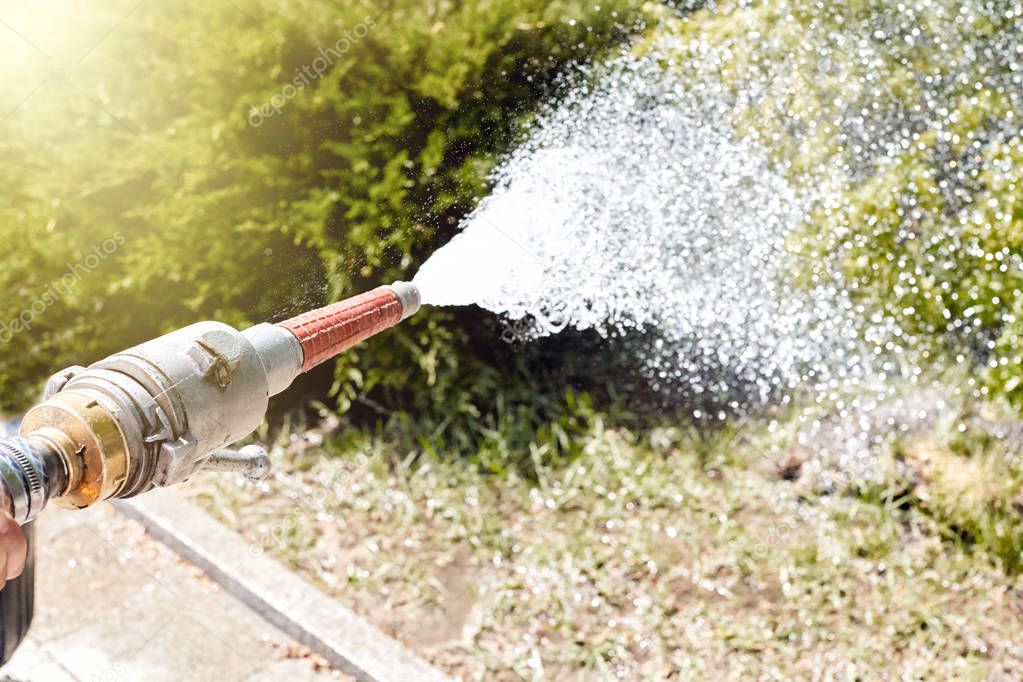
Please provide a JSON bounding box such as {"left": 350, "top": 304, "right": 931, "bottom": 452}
{"left": 184, "top": 395, "right": 1023, "bottom": 680}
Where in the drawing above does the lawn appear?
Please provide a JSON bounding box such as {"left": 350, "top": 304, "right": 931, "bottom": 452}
{"left": 186, "top": 386, "right": 1023, "bottom": 680}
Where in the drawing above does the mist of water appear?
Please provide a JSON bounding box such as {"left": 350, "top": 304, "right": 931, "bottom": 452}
{"left": 413, "top": 47, "right": 888, "bottom": 412}
{"left": 413, "top": 1, "right": 1022, "bottom": 440}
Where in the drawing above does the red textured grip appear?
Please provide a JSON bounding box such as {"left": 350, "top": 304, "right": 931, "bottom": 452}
{"left": 277, "top": 287, "right": 403, "bottom": 372}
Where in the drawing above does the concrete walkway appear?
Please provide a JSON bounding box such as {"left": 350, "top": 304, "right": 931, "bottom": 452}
{"left": 0, "top": 504, "right": 352, "bottom": 682}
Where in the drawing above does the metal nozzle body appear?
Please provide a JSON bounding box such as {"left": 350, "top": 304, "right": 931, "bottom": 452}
{"left": 0, "top": 281, "right": 421, "bottom": 524}
{"left": 389, "top": 281, "right": 422, "bottom": 321}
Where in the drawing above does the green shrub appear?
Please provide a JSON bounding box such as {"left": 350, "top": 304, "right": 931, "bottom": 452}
{"left": 655, "top": 0, "right": 1023, "bottom": 412}
{"left": 0, "top": 0, "right": 643, "bottom": 422}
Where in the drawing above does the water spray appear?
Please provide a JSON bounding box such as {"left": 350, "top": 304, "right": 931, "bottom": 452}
{"left": 0, "top": 282, "right": 421, "bottom": 525}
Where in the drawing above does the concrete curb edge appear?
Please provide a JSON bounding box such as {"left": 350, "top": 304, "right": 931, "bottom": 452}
{"left": 115, "top": 489, "right": 452, "bottom": 682}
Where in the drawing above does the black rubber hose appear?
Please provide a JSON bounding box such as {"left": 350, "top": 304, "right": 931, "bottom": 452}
{"left": 0, "top": 521, "right": 35, "bottom": 666}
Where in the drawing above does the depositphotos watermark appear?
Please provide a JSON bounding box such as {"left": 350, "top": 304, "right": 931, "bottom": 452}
{"left": 0, "top": 231, "right": 126, "bottom": 344}
{"left": 248, "top": 16, "right": 376, "bottom": 127}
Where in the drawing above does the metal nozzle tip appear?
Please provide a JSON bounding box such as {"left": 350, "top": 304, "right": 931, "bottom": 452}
{"left": 388, "top": 281, "right": 421, "bottom": 320}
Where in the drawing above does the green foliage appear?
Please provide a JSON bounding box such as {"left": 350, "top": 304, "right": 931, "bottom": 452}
{"left": 0, "top": 0, "right": 641, "bottom": 420}
{"left": 655, "top": 0, "right": 1023, "bottom": 411}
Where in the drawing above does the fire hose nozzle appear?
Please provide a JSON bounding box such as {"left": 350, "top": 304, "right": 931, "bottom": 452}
{"left": 0, "top": 281, "right": 422, "bottom": 524}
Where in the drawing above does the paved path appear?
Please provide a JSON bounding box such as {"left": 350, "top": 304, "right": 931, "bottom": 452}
{"left": 1, "top": 504, "right": 351, "bottom": 682}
